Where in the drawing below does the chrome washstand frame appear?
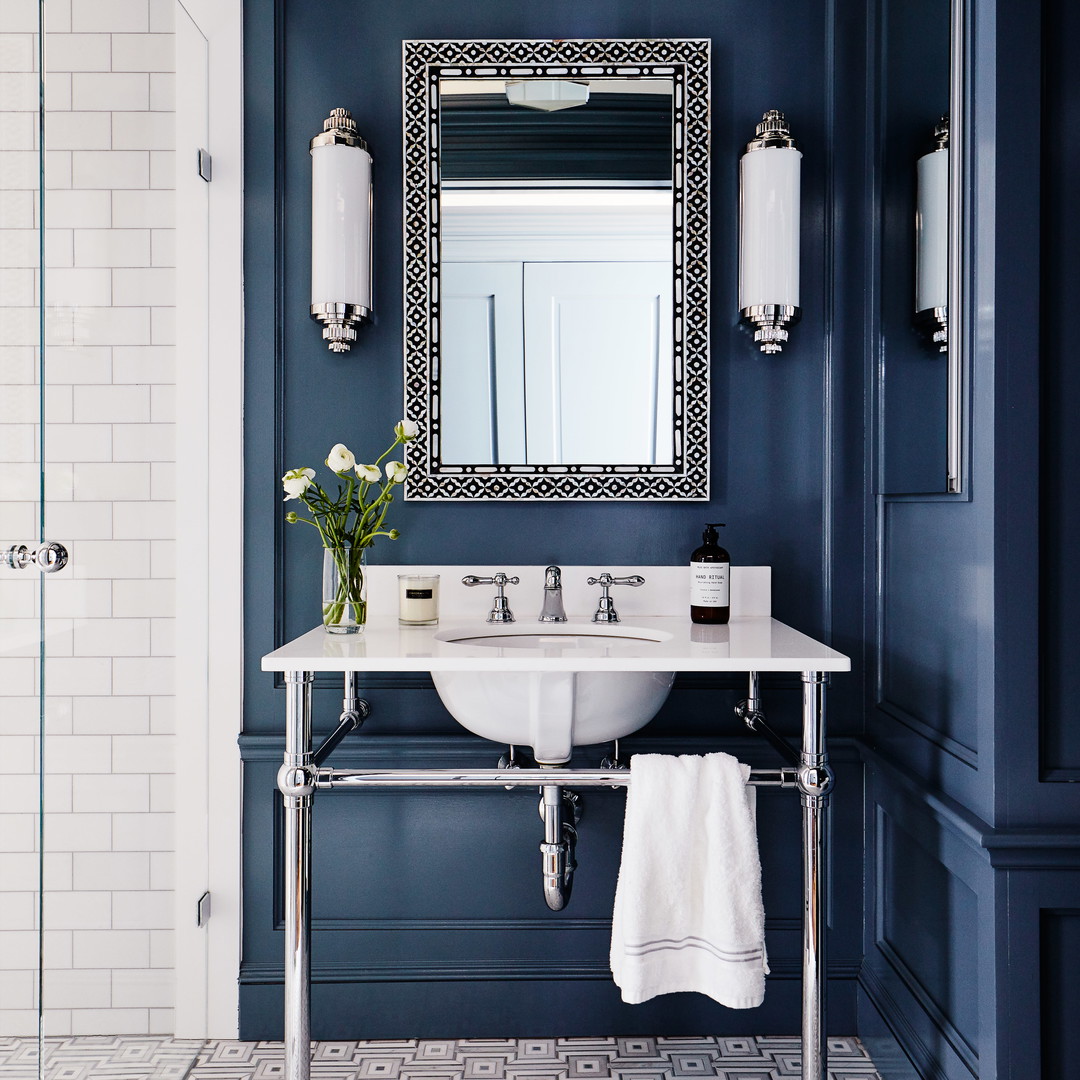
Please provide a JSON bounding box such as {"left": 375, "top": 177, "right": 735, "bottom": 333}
{"left": 275, "top": 668, "right": 835, "bottom": 1080}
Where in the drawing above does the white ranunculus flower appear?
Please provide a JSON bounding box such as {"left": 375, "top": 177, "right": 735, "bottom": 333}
{"left": 386, "top": 460, "right": 408, "bottom": 483}
{"left": 282, "top": 467, "right": 315, "bottom": 501}
{"left": 394, "top": 419, "right": 419, "bottom": 442}
{"left": 355, "top": 462, "right": 381, "bottom": 483}
{"left": 325, "top": 443, "right": 356, "bottom": 474}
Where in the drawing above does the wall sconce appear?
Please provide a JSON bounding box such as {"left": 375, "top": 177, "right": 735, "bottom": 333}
{"left": 310, "top": 108, "right": 372, "bottom": 353}
{"left": 915, "top": 115, "right": 949, "bottom": 352}
{"left": 738, "top": 110, "right": 801, "bottom": 354}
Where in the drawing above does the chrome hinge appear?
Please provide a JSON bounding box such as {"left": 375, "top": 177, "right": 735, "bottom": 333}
{"left": 197, "top": 148, "right": 212, "bottom": 182}
{"left": 196, "top": 890, "right": 212, "bottom": 927}
{"left": 3, "top": 542, "right": 69, "bottom": 572}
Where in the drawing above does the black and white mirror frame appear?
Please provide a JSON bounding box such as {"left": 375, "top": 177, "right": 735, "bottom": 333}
{"left": 402, "top": 38, "right": 711, "bottom": 501}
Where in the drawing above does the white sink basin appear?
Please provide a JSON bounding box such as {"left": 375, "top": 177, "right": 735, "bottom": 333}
{"left": 430, "top": 622, "right": 676, "bottom": 764}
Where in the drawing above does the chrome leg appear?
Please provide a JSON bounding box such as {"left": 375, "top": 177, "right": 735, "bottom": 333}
{"left": 282, "top": 671, "right": 314, "bottom": 1080}
{"left": 799, "top": 671, "right": 832, "bottom": 1080}
{"left": 746, "top": 670, "right": 761, "bottom": 714}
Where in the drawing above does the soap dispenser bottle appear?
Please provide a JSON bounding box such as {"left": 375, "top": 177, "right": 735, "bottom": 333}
{"left": 690, "top": 523, "right": 730, "bottom": 624}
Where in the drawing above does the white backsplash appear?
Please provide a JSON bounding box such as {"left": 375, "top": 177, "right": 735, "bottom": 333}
{"left": 364, "top": 565, "right": 771, "bottom": 620}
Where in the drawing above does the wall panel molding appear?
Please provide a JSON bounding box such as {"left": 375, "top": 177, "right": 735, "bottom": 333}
{"left": 874, "top": 805, "right": 979, "bottom": 1073}
{"left": 874, "top": 701, "right": 977, "bottom": 769}
{"left": 859, "top": 966, "right": 950, "bottom": 1080}
{"left": 239, "top": 955, "right": 860, "bottom": 985}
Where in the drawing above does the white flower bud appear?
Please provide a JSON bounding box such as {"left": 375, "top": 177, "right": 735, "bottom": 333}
{"left": 282, "top": 467, "right": 316, "bottom": 501}
{"left": 325, "top": 443, "right": 356, "bottom": 474}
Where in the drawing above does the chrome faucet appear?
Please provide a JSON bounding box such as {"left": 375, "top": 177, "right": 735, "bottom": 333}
{"left": 587, "top": 572, "right": 645, "bottom": 623}
{"left": 538, "top": 565, "right": 567, "bottom": 622}
{"left": 462, "top": 572, "right": 519, "bottom": 623}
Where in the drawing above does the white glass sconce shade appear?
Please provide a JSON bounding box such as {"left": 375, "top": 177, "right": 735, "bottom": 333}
{"left": 739, "top": 110, "right": 801, "bottom": 354}
{"left": 915, "top": 116, "right": 949, "bottom": 352}
{"left": 310, "top": 108, "right": 373, "bottom": 353}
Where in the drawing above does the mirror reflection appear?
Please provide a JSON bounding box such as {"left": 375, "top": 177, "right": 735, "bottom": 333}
{"left": 879, "top": 0, "right": 954, "bottom": 495}
{"left": 437, "top": 77, "right": 674, "bottom": 466}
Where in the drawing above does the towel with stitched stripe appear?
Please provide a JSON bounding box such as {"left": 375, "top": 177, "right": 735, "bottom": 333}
{"left": 609, "top": 752, "right": 768, "bottom": 1008}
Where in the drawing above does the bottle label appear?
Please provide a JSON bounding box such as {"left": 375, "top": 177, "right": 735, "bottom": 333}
{"left": 690, "top": 561, "right": 729, "bottom": 607}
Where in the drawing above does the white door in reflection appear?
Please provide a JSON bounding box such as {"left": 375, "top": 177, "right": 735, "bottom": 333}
{"left": 524, "top": 261, "right": 672, "bottom": 464}
{"left": 441, "top": 260, "right": 672, "bottom": 465}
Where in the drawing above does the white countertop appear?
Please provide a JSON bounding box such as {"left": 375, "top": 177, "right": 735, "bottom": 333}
{"left": 261, "top": 566, "right": 850, "bottom": 674}
{"left": 262, "top": 616, "right": 850, "bottom": 674}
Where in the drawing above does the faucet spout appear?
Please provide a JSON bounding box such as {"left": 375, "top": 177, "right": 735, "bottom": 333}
{"left": 538, "top": 565, "right": 567, "bottom": 622}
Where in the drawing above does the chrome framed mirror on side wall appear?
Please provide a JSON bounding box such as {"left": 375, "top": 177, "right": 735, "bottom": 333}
{"left": 945, "top": 0, "right": 968, "bottom": 495}
{"left": 879, "top": 0, "right": 968, "bottom": 496}
{"left": 401, "top": 38, "right": 711, "bottom": 501}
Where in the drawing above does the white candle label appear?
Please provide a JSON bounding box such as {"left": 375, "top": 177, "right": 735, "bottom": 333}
{"left": 690, "top": 561, "right": 729, "bottom": 607}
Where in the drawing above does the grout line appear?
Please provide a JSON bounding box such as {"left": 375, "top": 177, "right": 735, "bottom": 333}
{"left": 177, "top": 1037, "right": 209, "bottom": 1080}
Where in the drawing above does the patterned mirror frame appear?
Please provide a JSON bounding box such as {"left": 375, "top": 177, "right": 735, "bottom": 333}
{"left": 402, "top": 38, "right": 710, "bottom": 501}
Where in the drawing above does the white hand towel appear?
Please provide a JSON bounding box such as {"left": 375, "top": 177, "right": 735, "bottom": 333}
{"left": 609, "top": 752, "right": 768, "bottom": 1008}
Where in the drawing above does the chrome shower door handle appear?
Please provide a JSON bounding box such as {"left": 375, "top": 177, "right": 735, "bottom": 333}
{"left": 3, "top": 541, "right": 69, "bottom": 572}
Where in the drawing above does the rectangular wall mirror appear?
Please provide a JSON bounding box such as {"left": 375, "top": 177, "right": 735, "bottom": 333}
{"left": 879, "top": 0, "right": 968, "bottom": 496}
{"left": 402, "top": 39, "right": 711, "bottom": 500}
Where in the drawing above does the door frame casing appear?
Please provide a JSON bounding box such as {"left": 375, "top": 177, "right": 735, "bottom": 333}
{"left": 174, "top": 0, "right": 244, "bottom": 1039}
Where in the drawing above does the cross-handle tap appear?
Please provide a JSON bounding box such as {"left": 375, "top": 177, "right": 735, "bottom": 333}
{"left": 538, "top": 565, "right": 567, "bottom": 622}
{"left": 586, "top": 572, "right": 645, "bottom": 623}
{"left": 462, "top": 572, "right": 520, "bottom": 623}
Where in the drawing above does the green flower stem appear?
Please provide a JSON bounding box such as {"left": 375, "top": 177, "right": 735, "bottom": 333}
{"left": 322, "top": 543, "right": 367, "bottom": 628}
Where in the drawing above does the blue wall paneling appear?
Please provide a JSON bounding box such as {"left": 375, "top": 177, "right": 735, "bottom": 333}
{"left": 862, "top": 0, "right": 1080, "bottom": 1075}
{"left": 242, "top": 0, "right": 868, "bottom": 1049}
{"left": 244, "top": 0, "right": 1080, "bottom": 1066}
{"left": 1039, "top": 0, "right": 1080, "bottom": 791}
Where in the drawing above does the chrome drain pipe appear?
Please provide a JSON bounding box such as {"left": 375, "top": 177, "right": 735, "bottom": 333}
{"left": 539, "top": 784, "right": 577, "bottom": 911}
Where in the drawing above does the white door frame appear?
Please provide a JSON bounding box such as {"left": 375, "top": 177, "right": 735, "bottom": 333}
{"left": 174, "top": 0, "right": 244, "bottom": 1039}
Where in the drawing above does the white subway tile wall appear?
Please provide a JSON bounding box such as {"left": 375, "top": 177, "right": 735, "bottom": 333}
{"left": 0, "top": 0, "right": 176, "bottom": 1036}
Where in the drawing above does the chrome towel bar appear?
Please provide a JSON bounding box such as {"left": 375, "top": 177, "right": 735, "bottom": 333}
{"left": 314, "top": 766, "right": 799, "bottom": 789}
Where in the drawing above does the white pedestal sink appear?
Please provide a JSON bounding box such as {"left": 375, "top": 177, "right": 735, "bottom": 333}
{"left": 430, "top": 622, "right": 676, "bottom": 764}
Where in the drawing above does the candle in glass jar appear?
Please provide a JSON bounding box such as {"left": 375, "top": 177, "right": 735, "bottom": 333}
{"left": 398, "top": 574, "right": 440, "bottom": 625}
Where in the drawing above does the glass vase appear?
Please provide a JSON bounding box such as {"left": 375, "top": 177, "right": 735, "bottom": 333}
{"left": 322, "top": 544, "right": 368, "bottom": 634}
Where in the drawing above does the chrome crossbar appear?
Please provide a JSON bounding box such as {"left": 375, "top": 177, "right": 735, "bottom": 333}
{"left": 315, "top": 766, "right": 798, "bottom": 790}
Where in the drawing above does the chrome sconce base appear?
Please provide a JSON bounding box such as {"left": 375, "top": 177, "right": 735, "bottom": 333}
{"left": 916, "top": 305, "right": 948, "bottom": 353}
{"left": 309, "top": 303, "right": 372, "bottom": 353}
{"left": 740, "top": 304, "right": 800, "bottom": 354}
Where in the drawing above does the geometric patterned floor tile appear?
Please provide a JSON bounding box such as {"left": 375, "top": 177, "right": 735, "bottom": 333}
{"left": 0, "top": 1037, "right": 203, "bottom": 1080}
{"left": 0, "top": 1035, "right": 883, "bottom": 1080}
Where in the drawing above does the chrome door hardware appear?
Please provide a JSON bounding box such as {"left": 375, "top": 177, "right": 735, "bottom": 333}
{"left": 3, "top": 541, "right": 69, "bottom": 572}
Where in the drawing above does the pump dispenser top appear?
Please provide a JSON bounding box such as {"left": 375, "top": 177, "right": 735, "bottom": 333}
{"left": 690, "top": 522, "right": 730, "bottom": 624}
{"left": 701, "top": 522, "right": 723, "bottom": 545}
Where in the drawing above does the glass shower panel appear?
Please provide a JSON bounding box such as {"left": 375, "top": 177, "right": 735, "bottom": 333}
{"left": 2, "top": 0, "right": 178, "bottom": 1060}
{"left": 0, "top": 0, "right": 47, "bottom": 1066}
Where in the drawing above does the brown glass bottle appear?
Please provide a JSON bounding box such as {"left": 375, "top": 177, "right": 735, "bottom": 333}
{"left": 690, "top": 522, "right": 730, "bottom": 624}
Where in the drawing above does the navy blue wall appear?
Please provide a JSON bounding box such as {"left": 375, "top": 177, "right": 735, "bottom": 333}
{"left": 242, "top": 0, "right": 872, "bottom": 1042}
{"left": 860, "top": 1, "right": 1080, "bottom": 1077}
